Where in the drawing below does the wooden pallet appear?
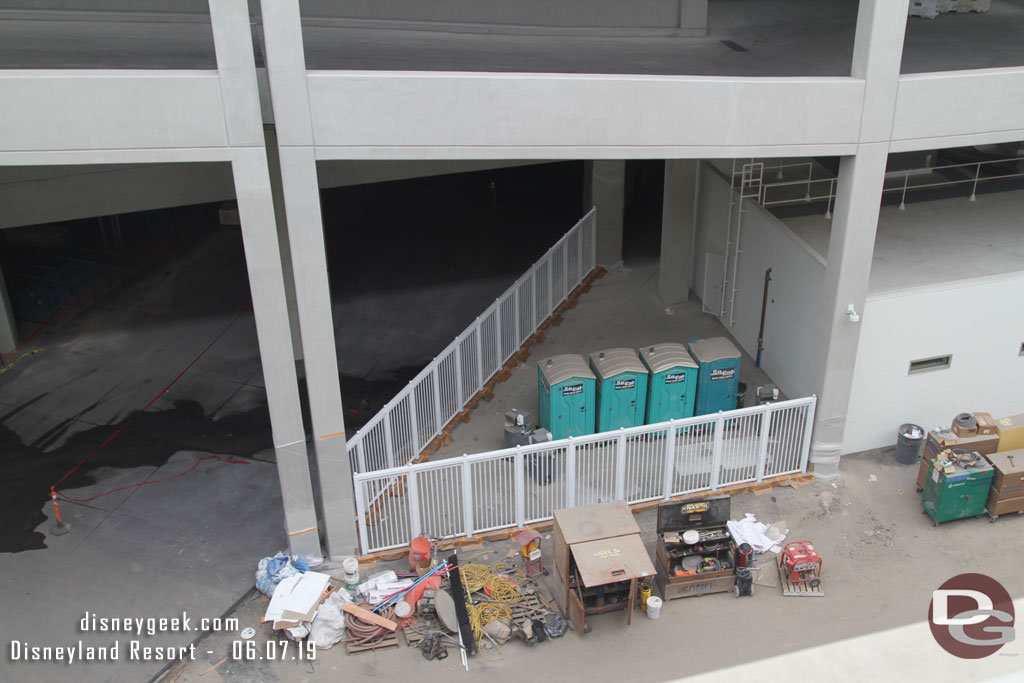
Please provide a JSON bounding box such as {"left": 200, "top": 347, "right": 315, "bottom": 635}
{"left": 345, "top": 631, "right": 399, "bottom": 654}
{"left": 777, "top": 557, "right": 824, "bottom": 597}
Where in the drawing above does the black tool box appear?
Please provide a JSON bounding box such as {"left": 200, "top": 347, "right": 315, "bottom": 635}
{"left": 654, "top": 495, "right": 736, "bottom": 600}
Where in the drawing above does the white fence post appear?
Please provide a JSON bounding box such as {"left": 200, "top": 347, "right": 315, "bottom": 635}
{"left": 756, "top": 406, "right": 773, "bottom": 482}
{"left": 514, "top": 446, "right": 526, "bottom": 528}
{"left": 494, "top": 298, "right": 502, "bottom": 365}
{"left": 589, "top": 208, "right": 597, "bottom": 271}
{"left": 354, "top": 477, "right": 369, "bottom": 555}
{"left": 615, "top": 429, "right": 627, "bottom": 501}
{"left": 662, "top": 420, "right": 676, "bottom": 500}
{"left": 356, "top": 442, "right": 367, "bottom": 474}
{"left": 407, "top": 469, "right": 421, "bottom": 540}
{"left": 383, "top": 407, "right": 395, "bottom": 469}
{"left": 409, "top": 391, "right": 420, "bottom": 453}
{"left": 513, "top": 282, "right": 521, "bottom": 345}
{"left": 454, "top": 340, "right": 465, "bottom": 407}
{"left": 565, "top": 437, "right": 576, "bottom": 508}
{"left": 462, "top": 458, "right": 474, "bottom": 538}
{"left": 710, "top": 413, "right": 725, "bottom": 490}
{"left": 475, "top": 321, "right": 484, "bottom": 393}
{"left": 800, "top": 397, "right": 817, "bottom": 473}
{"left": 431, "top": 369, "right": 442, "bottom": 434}
{"left": 546, "top": 254, "right": 554, "bottom": 317}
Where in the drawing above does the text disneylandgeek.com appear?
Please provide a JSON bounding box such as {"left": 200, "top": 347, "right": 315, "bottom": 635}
{"left": 8, "top": 612, "right": 317, "bottom": 665}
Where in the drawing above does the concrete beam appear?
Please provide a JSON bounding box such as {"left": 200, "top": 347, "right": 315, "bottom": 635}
{"left": 261, "top": 0, "right": 357, "bottom": 559}
{"left": 585, "top": 160, "right": 625, "bottom": 266}
{"left": 209, "top": 0, "right": 321, "bottom": 558}
{"left": 809, "top": 0, "right": 908, "bottom": 478}
{"left": 809, "top": 144, "right": 888, "bottom": 478}
{"left": 659, "top": 159, "right": 698, "bottom": 304}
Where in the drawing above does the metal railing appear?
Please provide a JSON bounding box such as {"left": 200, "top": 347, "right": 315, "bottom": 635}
{"left": 755, "top": 155, "right": 1024, "bottom": 214}
{"left": 347, "top": 208, "right": 598, "bottom": 474}
{"left": 352, "top": 396, "right": 817, "bottom": 554}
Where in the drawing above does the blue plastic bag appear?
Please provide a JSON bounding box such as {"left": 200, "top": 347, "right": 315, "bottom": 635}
{"left": 255, "top": 551, "right": 309, "bottom": 597}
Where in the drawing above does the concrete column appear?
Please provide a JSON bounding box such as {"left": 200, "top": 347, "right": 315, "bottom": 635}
{"left": 260, "top": 0, "right": 357, "bottom": 559}
{"left": 809, "top": 0, "right": 908, "bottom": 478}
{"left": 264, "top": 126, "right": 304, "bottom": 362}
{"left": 584, "top": 160, "right": 626, "bottom": 266}
{"left": 0, "top": 266, "right": 17, "bottom": 354}
{"left": 810, "top": 145, "right": 889, "bottom": 477}
{"left": 209, "top": 0, "right": 321, "bottom": 558}
{"left": 659, "top": 159, "right": 698, "bottom": 305}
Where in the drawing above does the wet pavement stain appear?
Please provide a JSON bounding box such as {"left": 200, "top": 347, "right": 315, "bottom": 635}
{"left": 1, "top": 367, "right": 421, "bottom": 555}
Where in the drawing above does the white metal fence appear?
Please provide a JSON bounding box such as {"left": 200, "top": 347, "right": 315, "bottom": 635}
{"left": 347, "top": 208, "right": 598, "bottom": 475}
{"left": 353, "top": 396, "right": 816, "bottom": 554}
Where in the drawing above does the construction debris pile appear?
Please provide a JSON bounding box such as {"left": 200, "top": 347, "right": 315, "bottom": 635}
{"left": 253, "top": 540, "right": 565, "bottom": 666}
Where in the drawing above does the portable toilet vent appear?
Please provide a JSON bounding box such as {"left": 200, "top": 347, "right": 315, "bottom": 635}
{"left": 639, "top": 343, "right": 698, "bottom": 424}
{"left": 538, "top": 354, "right": 596, "bottom": 439}
{"left": 689, "top": 337, "right": 741, "bottom": 416}
{"left": 589, "top": 348, "right": 649, "bottom": 432}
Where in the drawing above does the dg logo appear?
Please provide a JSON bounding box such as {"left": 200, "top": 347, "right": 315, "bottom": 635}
{"left": 929, "top": 573, "right": 1015, "bottom": 658}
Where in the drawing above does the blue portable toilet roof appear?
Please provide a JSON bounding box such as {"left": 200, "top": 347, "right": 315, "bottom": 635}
{"left": 640, "top": 343, "right": 698, "bottom": 374}
{"left": 589, "top": 348, "right": 646, "bottom": 379}
{"left": 540, "top": 354, "right": 595, "bottom": 385}
{"left": 689, "top": 337, "right": 740, "bottom": 363}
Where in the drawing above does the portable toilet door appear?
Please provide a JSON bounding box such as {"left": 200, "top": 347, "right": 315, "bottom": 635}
{"left": 639, "top": 343, "right": 698, "bottom": 424}
{"left": 689, "top": 337, "right": 741, "bottom": 416}
{"left": 589, "top": 349, "right": 649, "bottom": 432}
{"left": 538, "top": 355, "right": 596, "bottom": 439}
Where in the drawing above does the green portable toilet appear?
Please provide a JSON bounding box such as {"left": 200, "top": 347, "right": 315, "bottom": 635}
{"left": 689, "top": 337, "right": 741, "bottom": 416}
{"left": 589, "top": 348, "right": 649, "bottom": 432}
{"left": 639, "top": 343, "right": 698, "bottom": 424}
{"left": 538, "top": 354, "right": 596, "bottom": 440}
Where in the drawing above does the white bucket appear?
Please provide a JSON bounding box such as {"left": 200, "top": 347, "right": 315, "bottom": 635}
{"left": 646, "top": 596, "right": 663, "bottom": 619}
{"left": 342, "top": 557, "right": 360, "bottom": 587}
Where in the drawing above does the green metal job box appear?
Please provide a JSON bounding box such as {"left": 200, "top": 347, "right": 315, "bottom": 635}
{"left": 689, "top": 337, "right": 741, "bottom": 416}
{"left": 639, "top": 343, "right": 698, "bottom": 424}
{"left": 589, "top": 348, "right": 649, "bottom": 432}
{"left": 538, "top": 354, "right": 596, "bottom": 440}
{"left": 921, "top": 456, "right": 994, "bottom": 525}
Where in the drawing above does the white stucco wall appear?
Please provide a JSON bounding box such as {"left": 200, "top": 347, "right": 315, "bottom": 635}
{"left": 693, "top": 163, "right": 828, "bottom": 400}
{"left": 844, "top": 273, "right": 1024, "bottom": 453}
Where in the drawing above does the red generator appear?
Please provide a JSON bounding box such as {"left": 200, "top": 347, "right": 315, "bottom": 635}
{"left": 781, "top": 541, "right": 822, "bottom": 587}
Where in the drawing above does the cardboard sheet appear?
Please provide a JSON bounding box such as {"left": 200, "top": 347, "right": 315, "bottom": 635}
{"left": 263, "top": 571, "right": 331, "bottom": 625}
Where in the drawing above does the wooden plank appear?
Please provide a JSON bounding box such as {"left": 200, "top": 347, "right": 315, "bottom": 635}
{"left": 342, "top": 602, "right": 398, "bottom": 631}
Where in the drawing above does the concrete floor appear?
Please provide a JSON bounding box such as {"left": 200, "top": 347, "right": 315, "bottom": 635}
{"left": 435, "top": 256, "right": 779, "bottom": 459}
{"left": 0, "top": 165, "right": 586, "bottom": 682}
{"left": 167, "top": 450, "right": 1024, "bottom": 683}
{"left": 781, "top": 187, "right": 1024, "bottom": 294}
{"left": 1, "top": 1, "right": 1023, "bottom": 76}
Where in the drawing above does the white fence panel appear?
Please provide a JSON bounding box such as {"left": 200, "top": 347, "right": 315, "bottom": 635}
{"left": 354, "top": 396, "right": 816, "bottom": 554}
{"left": 347, "top": 208, "right": 597, "bottom": 474}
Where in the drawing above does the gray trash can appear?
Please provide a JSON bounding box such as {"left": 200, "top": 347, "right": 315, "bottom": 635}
{"left": 896, "top": 423, "right": 925, "bottom": 465}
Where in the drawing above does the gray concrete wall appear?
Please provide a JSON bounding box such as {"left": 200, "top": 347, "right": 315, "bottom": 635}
{"left": 0, "top": 160, "right": 546, "bottom": 230}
